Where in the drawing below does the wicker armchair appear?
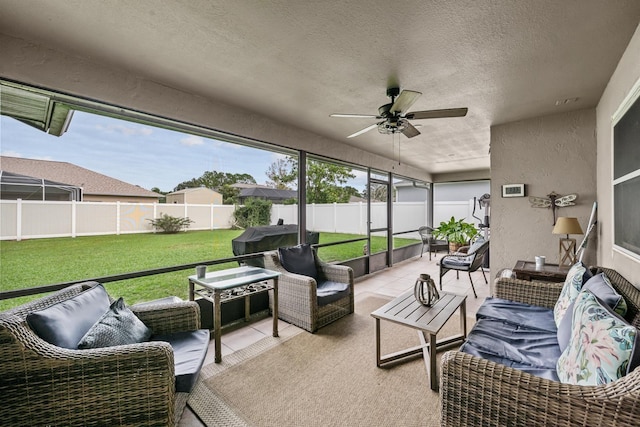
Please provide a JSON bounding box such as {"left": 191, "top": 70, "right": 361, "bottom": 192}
{"left": 264, "top": 250, "right": 354, "bottom": 332}
{"left": 440, "top": 267, "right": 640, "bottom": 427}
{"left": 0, "top": 282, "right": 202, "bottom": 426}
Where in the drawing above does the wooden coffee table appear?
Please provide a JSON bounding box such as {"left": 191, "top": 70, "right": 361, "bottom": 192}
{"left": 371, "top": 290, "right": 467, "bottom": 391}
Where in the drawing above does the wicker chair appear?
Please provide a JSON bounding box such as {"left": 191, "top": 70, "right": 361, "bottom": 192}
{"left": 264, "top": 250, "right": 354, "bottom": 332}
{"left": 0, "top": 282, "right": 202, "bottom": 426}
{"left": 440, "top": 267, "right": 640, "bottom": 427}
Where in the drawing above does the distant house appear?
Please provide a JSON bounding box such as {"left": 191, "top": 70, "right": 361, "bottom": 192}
{"left": 394, "top": 180, "right": 429, "bottom": 202}
{"left": 0, "top": 156, "right": 161, "bottom": 203}
{"left": 0, "top": 171, "right": 83, "bottom": 201}
{"left": 231, "top": 183, "right": 297, "bottom": 203}
{"left": 166, "top": 187, "right": 223, "bottom": 204}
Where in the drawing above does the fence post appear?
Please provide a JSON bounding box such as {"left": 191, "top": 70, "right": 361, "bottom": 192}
{"left": 116, "top": 201, "right": 121, "bottom": 235}
{"left": 71, "top": 200, "right": 77, "bottom": 238}
{"left": 210, "top": 204, "right": 214, "bottom": 230}
{"left": 16, "top": 199, "right": 22, "bottom": 242}
{"left": 333, "top": 202, "right": 338, "bottom": 232}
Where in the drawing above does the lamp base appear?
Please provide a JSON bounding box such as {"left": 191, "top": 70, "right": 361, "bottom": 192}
{"left": 558, "top": 238, "right": 577, "bottom": 267}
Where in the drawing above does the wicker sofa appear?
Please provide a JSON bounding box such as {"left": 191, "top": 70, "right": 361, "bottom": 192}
{"left": 0, "top": 282, "right": 206, "bottom": 426}
{"left": 440, "top": 266, "right": 640, "bottom": 426}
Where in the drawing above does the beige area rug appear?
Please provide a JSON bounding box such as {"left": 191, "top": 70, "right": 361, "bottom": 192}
{"left": 188, "top": 293, "right": 470, "bottom": 427}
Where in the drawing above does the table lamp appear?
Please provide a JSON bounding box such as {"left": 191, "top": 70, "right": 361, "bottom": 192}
{"left": 552, "top": 217, "right": 583, "bottom": 266}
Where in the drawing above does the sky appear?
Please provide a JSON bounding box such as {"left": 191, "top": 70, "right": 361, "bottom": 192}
{"left": 0, "top": 111, "right": 290, "bottom": 193}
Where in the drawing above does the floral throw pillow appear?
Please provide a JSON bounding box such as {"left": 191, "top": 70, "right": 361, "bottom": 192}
{"left": 553, "top": 262, "right": 591, "bottom": 327}
{"left": 557, "top": 291, "right": 639, "bottom": 385}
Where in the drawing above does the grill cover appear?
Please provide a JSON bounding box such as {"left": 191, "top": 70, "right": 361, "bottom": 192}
{"left": 232, "top": 224, "right": 319, "bottom": 267}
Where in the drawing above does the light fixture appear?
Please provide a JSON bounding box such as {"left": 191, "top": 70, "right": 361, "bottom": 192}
{"left": 552, "top": 217, "right": 584, "bottom": 266}
{"left": 377, "top": 118, "right": 406, "bottom": 135}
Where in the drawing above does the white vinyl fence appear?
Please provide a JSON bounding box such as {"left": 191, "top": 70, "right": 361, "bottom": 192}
{"left": 0, "top": 199, "right": 477, "bottom": 241}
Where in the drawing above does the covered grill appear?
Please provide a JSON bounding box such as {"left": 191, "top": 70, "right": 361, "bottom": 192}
{"left": 232, "top": 224, "right": 320, "bottom": 267}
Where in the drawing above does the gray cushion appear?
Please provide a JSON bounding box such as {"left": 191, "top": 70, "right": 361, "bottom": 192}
{"left": 467, "top": 237, "right": 485, "bottom": 254}
{"left": 26, "top": 282, "right": 110, "bottom": 349}
{"left": 460, "top": 341, "right": 560, "bottom": 381}
{"left": 463, "top": 318, "right": 562, "bottom": 370}
{"left": 152, "top": 329, "right": 210, "bottom": 392}
{"left": 476, "top": 297, "right": 557, "bottom": 333}
{"left": 278, "top": 244, "right": 318, "bottom": 281}
{"left": 78, "top": 297, "right": 152, "bottom": 349}
{"left": 557, "top": 273, "right": 628, "bottom": 352}
{"left": 316, "top": 280, "right": 350, "bottom": 306}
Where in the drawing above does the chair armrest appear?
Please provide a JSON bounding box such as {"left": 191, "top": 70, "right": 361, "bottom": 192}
{"left": 441, "top": 351, "right": 640, "bottom": 426}
{"left": 317, "top": 261, "right": 354, "bottom": 284}
{"left": 494, "top": 277, "right": 562, "bottom": 309}
{"left": 133, "top": 301, "right": 201, "bottom": 334}
{"left": 1, "top": 315, "right": 175, "bottom": 426}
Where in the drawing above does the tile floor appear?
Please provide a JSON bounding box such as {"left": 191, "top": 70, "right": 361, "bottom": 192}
{"left": 179, "top": 254, "right": 492, "bottom": 426}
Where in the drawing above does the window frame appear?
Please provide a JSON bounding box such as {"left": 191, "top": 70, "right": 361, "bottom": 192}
{"left": 611, "top": 75, "right": 640, "bottom": 260}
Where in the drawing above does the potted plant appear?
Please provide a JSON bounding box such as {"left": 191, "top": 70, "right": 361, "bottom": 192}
{"left": 433, "top": 216, "right": 479, "bottom": 252}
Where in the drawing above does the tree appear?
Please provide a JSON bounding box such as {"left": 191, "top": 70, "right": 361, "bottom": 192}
{"left": 265, "top": 157, "right": 357, "bottom": 204}
{"left": 266, "top": 158, "right": 297, "bottom": 189}
{"left": 306, "top": 160, "right": 356, "bottom": 203}
{"left": 173, "top": 170, "right": 256, "bottom": 204}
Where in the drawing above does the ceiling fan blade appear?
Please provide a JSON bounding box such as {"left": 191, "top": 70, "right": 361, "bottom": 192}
{"left": 406, "top": 107, "right": 468, "bottom": 120}
{"left": 347, "top": 123, "right": 378, "bottom": 138}
{"left": 390, "top": 90, "right": 422, "bottom": 115}
{"left": 401, "top": 121, "right": 421, "bottom": 138}
{"left": 330, "top": 113, "right": 379, "bottom": 119}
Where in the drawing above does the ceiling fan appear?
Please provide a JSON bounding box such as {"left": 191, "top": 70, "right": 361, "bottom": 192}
{"left": 330, "top": 87, "right": 468, "bottom": 139}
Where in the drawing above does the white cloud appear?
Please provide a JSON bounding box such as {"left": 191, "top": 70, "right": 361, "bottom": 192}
{"left": 96, "top": 124, "right": 153, "bottom": 136}
{"left": 180, "top": 135, "right": 205, "bottom": 146}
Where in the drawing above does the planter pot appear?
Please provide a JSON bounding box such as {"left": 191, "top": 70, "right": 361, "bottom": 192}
{"left": 449, "top": 242, "right": 465, "bottom": 253}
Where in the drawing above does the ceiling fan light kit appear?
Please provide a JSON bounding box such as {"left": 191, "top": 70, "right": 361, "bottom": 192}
{"left": 330, "top": 86, "right": 468, "bottom": 139}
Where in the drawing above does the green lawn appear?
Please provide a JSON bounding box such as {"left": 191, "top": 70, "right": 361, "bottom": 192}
{"left": 0, "top": 230, "right": 418, "bottom": 311}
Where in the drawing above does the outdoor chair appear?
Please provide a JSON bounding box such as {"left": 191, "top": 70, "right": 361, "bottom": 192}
{"left": 438, "top": 238, "right": 490, "bottom": 298}
{"left": 418, "top": 226, "right": 449, "bottom": 260}
{"left": 264, "top": 244, "right": 354, "bottom": 332}
{"left": 0, "top": 282, "right": 207, "bottom": 426}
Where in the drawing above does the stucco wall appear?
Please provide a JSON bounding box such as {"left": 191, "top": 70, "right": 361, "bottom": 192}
{"left": 596, "top": 24, "right": 640, "bottom": 284}
{"left": 490, "top": 108, "right": 597, "bottom": 287}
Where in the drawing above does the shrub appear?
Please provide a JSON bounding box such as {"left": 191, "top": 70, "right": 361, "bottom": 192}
{"left": 233, "top": 198, "right": 272, "bottom": 228}
{"left": 148, "top": 214, "right": 194, "bottom": 234}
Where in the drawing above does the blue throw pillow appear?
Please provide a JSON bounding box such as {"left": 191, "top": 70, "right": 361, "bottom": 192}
{"left": 78, "top": 297, "right": 152, "bottom": 349}
{"left": 278, "top": 244, "right": 318, "bottom": 281}
{"left": 26, "top": 283, "right": 110, "bottom": 349}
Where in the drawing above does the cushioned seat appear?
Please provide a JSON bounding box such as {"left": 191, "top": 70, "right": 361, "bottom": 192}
{"left": 476, "top": 297, "right": 557, "bottom": 333}
{"left": 461, "top": 318, "right": 561, "bottom": 371}
{"left": 460, "top": 341, "right": 559, "bottom": 381}
{"left": 152, "top": 329, "right": 210, "bottom": 393}
{"left": 316, "top": 280, "right": 350, "bottom": 306}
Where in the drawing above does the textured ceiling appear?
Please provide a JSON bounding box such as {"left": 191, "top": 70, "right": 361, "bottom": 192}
{"left": 1, "top": 0, "right": 638, "bottom": 176}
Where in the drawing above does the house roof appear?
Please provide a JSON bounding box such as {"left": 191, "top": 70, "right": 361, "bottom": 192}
{"left": 0, "top": 156, "right": 160, "bottom": 199}
{"left": 1, "top": 2, "right": 637, "bottom": 177}
{"left": 239, "top": 187, "right": 297, "bottom": 201}
{"left": 167, "top": 187, "right": 221, "bottom": 196}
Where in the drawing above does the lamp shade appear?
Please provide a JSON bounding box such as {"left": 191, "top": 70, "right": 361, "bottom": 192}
{"left": 552, "top": 217, "right": 584, "bottom": 235}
